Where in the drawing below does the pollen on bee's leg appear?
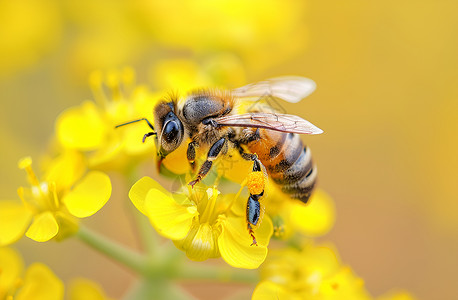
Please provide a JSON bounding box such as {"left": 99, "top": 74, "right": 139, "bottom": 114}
{"left": 247, "top": 171, "right": 266, "bottom": 196}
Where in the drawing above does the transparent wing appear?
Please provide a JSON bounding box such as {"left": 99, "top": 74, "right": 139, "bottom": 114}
{"left": 214, "top": 112, "right": 323, "bottom": 135}
{"left": 232, "top": 76, "right": 316, "bottom": 103}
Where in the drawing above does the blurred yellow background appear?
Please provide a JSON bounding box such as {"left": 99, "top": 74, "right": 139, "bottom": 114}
{"left": 1, "top": 0, "right": 457, "bottom": 299}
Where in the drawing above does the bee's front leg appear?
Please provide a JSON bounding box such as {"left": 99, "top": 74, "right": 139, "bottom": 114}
{"left": 189, "top": 137, "right": 226, "bottom": 187}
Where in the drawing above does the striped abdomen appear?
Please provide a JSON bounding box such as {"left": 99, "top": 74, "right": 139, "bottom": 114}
{"left": 245, "top": 129, "right": 317, "bottom": 203}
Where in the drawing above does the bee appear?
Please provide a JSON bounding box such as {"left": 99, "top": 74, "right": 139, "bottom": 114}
{"left": 116, "top": 77, "right": 323, "bottom": 245}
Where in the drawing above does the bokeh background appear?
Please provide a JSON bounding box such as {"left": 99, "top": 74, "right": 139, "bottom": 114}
{"left": 1, "top": 0, "right": 457, "bottom": 299}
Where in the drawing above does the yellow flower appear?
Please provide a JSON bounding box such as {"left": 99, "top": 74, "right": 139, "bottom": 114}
{"left": 0, "top": 247, "right": 112, "bottom": 300}
{"left": 68, "top": 278, "right": 113, "bottom": 300}
{"left": 0, "top": 154, "right": 111, "bottom": 245}
{"left": 0, "top": 247, "right": 64, "bottom": 300}
{"left": 129, "top": 177, "right": 273, "bottom": 269}
{"left": 252, "top": 243, "right": 373, "bottom": 300}
{"left": 267, "top": 186, "right": 336, "bottom": 239}
{"left": 55, "top": 68, "right": 158, "bottom": 170}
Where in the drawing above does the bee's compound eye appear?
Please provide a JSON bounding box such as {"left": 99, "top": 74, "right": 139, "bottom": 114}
{"left": 163, "top": 121, "right": 179, "bottom": 143}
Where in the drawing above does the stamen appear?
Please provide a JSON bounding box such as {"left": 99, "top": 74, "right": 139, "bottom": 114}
{"left": 17, "top": 187, "right": 36, "bottom": 212}
{"left": 18, "top": 157, "right": 40, "bottom": 187}
{"left": 106, "top": 70, "right": 122, "bottom": 101}
{"left": 89, "top": 70, "right": 109, "bottom": 108}
{"left": 49, "top": 182, "right": 60, "bottom": 210}
{"left": 200, "top": 187, "right": 218, "bottom": 223}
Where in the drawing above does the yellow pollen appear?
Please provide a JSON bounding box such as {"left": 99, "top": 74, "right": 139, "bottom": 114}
{"left": 18, "top": 156, "right": 32, "bottom": 169}
{"left": 247, "top": 172, "right": 265, "bottom": 195}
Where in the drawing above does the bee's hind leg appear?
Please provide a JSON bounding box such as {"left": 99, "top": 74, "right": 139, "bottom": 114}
{"left": 237, "top": 148, "right": 267, "bottom": 246}
{"left": 189, "top": 137, "right": 227, "bottom": 187}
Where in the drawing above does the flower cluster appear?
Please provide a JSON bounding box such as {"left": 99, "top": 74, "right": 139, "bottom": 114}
{"left": 0, "top": 154, "right": 111, "bottom": 246}
{"left": 253, "top": 243, "right": 417, "bottom": 300}
{"left": 0, "top": 247, "right": 111, "bottom": 300}
{"left": 55, "top": 68, "right": 159, "bottom": 171}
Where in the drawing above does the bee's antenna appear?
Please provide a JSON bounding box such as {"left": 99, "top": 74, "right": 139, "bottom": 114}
{"left": 115, "top": 118, "right": 155, "bottom": 131}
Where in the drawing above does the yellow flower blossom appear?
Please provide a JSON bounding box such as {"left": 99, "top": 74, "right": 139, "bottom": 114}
{"left": 0, "top": 247, "right": 112, "bottom": 300}
{"left": 0, "top": 154, "right": 111, "bottom": 245}
{"left": 129, "top": 177, "right": 273, "bottom": 269}
{"left": 266, "top": 186, "right": 336, "bottom": 239}
{"left": 68, "top": 278, "right": 113, "bottom": 300}
{"left": 252, "top": 243, "right": 417, "bottom": 300}
{"left": 0, "top": 247, "right": 64, "bottom": 300}
{"left": 252, "top": 243, "right": 372, "bottom": 300}
{"left": 55, "top": 68, "right": 158, "bottom": 170}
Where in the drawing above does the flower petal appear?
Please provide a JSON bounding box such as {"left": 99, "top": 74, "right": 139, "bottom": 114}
{"left": 68, "top": 278, "right": 111, "bottom": 300}
{"left": 56, "top": 101, "right": 106, "bottom": 151}
{"left": 0, "top": 201, "right": 32, "bottom": 246}
{"left": 128, "top": 176, "right": 170, "bottom": 215}
{"left": 0, "top": 247, "right": 24, "bottom": 299}
{"left": 44, "top": 151, "right": 86, "bottom": 191}
{"left": 176, "top": 222, "right": 219, "bottom": 261}
{"left": 26, "top": 212, "right": 59, "bottom": 242}
{"left": 145, "top": 189, "right": 197, "bottom": 240}
{"left": 63, "top": 171, "right": 111, "bottom": 218}
{"left": 290, "top": 189, "right": 335, "bottom": 237}
{"left": 16, "top": 263, "right": 64, "bottom": 300}
{"left": 218, "top": 215, "right": 272, "bottom": 269}
{"left": 252, "top": 281, "right": 293, "bottom": 300}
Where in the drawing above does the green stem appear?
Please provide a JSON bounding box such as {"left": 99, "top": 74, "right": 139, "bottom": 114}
{"left": 123, "top": 278, "right": 194, "bottom": 300}
{"left": 76, "top": 225, "right": 147, "bottom": 275}
{"left": 131, "top": 206, "right": 160, "bottom": 259}
{"left": 179, "top": 263, "right": 259, "bottom": 284}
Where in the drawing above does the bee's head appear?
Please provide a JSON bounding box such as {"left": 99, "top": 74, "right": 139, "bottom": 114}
{"left": 154, "top": 101, "right": 184, "bottom": 159}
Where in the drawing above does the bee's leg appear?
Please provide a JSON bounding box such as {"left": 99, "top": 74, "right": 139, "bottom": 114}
{"left": 142, "top": 132, "right": 157, "bottom": 143}
{"left": 186, "top": 141, "right": 198, "bottom": 172}
{"left": 247, "top": 192, "right": 263, "bottom": 246}
{"left": 189, "top": 137, "right": 226, "bottom": 187}
{"left": 237, "top": 147, "right": 267, "bottom": 246}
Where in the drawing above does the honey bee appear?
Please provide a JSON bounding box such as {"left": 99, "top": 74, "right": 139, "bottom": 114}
{"left": 116, "top": 77, "right": 323, "bottom": 245}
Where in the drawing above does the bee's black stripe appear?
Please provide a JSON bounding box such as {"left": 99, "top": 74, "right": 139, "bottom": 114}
{"left": 267, "top": 133, "right": 303, "bottom": 173}
{"left": 270, "top": 146, "right": 313, "bottom": 185}
{"left": 262, "top": 133, "right": 317, "bottom": 204}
